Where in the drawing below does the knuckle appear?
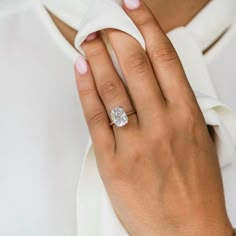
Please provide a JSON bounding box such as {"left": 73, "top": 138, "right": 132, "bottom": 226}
{"left": 150, "top": 125, "right": 170, "bottom": 144}
{"left": 79, "top": 87, "right": 95, "bottom": 97}
{"left": 101, "top": 80, "right": 117, "bottom": 95}
{"left": 138, "top": 16, "right": 156, "bottom": 29}
{"left": 126, "top": 51, "right": 149, "bottom": 74}
{"left": 180, "top": 106, "right": 200, "bottom": 131}
{"left": 100, "top": 80, "right": 121, "bottom": 99}
{"left": 86, "top": 44, "right": 105, "bottom": 58}
{"left": 150, "top": 43, "right": 178, "bottom": 64}
{"left": 87, "top": 110, "right": 107, "bottom": 130}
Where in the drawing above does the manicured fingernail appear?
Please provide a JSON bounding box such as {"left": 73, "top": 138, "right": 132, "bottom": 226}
{"left": 124, "top": 0, "right": 140, "bottom": 9}
{"left": 75, "top": 55, "right": 88, "bottom": 75}
{"left": 85, "top": 32, "right": 97, "bottom": 41}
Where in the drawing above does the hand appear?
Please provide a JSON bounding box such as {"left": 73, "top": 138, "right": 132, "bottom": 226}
{"left": 74, "top": 0, "right": 233, "bottom": 235}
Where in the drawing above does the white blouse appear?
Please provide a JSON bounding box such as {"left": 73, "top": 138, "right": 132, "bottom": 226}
{"left": 0, "top": 0, "right": 236, "bottom": 235}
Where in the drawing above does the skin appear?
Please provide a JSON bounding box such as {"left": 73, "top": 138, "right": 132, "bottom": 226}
{"left": 140, "top": 0, "right": 210, "bottom": 32}
{"left": 49, "top": 0, "right": 233, "bottom": 235}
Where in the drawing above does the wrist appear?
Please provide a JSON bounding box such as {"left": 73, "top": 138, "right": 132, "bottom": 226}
{"left": 132, "top": 219, "right": 234, "bottom": 236}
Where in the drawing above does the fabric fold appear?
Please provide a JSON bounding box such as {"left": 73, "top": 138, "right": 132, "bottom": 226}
{"left": 41, "top": 0, "right": 92, "bottom": 29}
{"left": 186, "top": 0, "right": 236, "bottom": 52}
{"left": 167, "top": 27, "right": 236, "bottom": 168}
{"left": 74, "top": 0, "right": 145, "bottom": 57}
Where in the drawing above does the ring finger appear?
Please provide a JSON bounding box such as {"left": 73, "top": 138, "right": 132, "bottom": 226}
{"left": 82, "top": 32, "right": 138, "bottom": 136}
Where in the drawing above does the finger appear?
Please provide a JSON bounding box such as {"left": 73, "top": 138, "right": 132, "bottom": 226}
{"left": 123, "top": 0, "right": 197, "bottom": 105}
{"left": 81, "top": 32, "right": 139, "bottom": 135}
{"left": 103, "top": 28, "right": 166, "bottom": 124}
{"left": 74, "top": 54, "right": 115, "bottom": 157}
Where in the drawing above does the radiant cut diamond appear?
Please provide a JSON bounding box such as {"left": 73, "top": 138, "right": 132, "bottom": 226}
{"left": 110, "top": 107, "right": 128, "bottom": 127}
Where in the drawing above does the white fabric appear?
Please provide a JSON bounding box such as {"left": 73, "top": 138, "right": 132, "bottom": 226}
{"left": 0, "top": 0, "right": 236, "bottom": 235}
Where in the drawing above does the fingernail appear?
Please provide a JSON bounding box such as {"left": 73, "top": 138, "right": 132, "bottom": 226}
{"left": 75, "top": 55, "right": 88, "bottom": 75}
{"left": 85, "top": 32, "right": 97, "bottom": 41}
{"left": 124, "top": 0, "right": 140, "bottom": 10}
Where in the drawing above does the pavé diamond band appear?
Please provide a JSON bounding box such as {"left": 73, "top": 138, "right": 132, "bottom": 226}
{"left": 109, "top": 106, "right": 136, "bottom": 127}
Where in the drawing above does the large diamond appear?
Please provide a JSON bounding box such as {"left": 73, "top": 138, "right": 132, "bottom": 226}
{"left": 110, "top": 107, "right": 128, "bottom": 127}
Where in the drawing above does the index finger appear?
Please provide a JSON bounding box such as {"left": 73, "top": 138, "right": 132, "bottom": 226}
{"left": 123, "top": 0, "right": 197, "bottom": 105}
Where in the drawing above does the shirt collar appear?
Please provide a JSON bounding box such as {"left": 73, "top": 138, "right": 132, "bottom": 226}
{"left": 186, "top": 0, "right": 236, "bottom": 51}
{"left": 41, "top": 0, "right": 236, "bottom": 52}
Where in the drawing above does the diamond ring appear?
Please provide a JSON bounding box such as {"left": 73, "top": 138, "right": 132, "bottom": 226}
{"left": 109, "top": 106, "right": 136, "bottom": 127}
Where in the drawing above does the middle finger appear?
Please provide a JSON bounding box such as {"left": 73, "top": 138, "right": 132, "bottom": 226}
{"left": 105, "top": 28, "right": 166, "bottom": 125}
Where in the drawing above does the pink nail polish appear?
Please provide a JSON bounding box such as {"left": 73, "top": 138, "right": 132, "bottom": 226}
{"left": 75, "top": 55, "right": 88, "bottom": 75}
{"left": 85, "top": 32, "right": 97, "bottom": 41}
{"left": 124, "top": 0, "right": 140, "bottom": 10}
